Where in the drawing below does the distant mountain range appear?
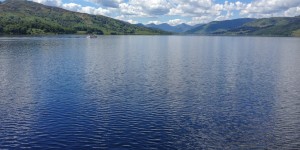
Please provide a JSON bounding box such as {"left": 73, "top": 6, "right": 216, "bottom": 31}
{"left": 186, "top": 16, "right": 300, "bottom": 36}
{"left": 137, "top": 16, "right": 300, "bottom": 36}
{"left": 138, "top": 23, "right": 197, "bottom": 33}
{"left": 0, "top": 0, "right": 167, "bottom": 35}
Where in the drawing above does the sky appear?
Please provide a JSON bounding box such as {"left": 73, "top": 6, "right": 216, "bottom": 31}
{"left": 5, "top": 0, "right": 300, "bottom": 25}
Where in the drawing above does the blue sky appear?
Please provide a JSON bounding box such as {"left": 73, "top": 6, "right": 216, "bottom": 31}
{"left": 4, "top": 0, "right": 300, "bottom": 25}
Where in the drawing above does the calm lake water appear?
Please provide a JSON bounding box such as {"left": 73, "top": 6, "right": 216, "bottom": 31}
{"left": 0, "top": 35, "right": 299, "bottom": 149}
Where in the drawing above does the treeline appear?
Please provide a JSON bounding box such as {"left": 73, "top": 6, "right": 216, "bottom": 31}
{"left": 0, "top": 15, "right": 104, "bottom": 35}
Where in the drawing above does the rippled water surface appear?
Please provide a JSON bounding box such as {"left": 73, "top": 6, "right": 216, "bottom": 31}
{"left": 0, "top": 35, "right": 299, "bottom": 149}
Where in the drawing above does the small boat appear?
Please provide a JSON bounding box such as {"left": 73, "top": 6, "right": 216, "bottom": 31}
{"left": 87, "top": 34, "right": 97, "bottom": 38}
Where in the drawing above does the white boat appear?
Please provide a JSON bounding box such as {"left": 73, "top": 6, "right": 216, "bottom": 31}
{"left": 87, "top": 35, "right": 97, "bottom": 38}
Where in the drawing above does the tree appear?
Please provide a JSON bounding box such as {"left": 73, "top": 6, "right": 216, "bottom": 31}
{"left": 0, "top": 25, "right": 3, "bottom": 34}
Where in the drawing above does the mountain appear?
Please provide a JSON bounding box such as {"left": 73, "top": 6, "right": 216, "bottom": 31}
{"left": 0, "top": 0, "right": 168, "bottom": 35}
{"left": 186, "top": 16, "right": 300, "bottom": 36}
{"left": 186, "top": 18, "right": 255, "bottom": 34}
{"left": 145, "top": 23, "right": 194, "bottom": 33}
{"left": 146, "top": 23, "right": 174, "bottom": 32}
{"left": 135, "top": 23, "right": 145, "bottom": 27}
{"left": 175, "top": 23, "right": 194, "bottom": 33}
{"left": 223, "top": 16, "right": 300, "bottom": 36}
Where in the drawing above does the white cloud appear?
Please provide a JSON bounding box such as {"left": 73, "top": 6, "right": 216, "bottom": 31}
{"left": 81, "top": 6, "right": 111, "bottom": 15}
{"left": 215, "top": 11, "right": 233, "bottom": 21}
{"left": 284, "top": 6, "right": 300, "bottom": 17}
{"left": 147, "top": 20, "right": 162, "bottom": 25}
{"left": 187, "top": 16, "right": 213, "bottom": 25}
{"left": 168, "top": 19, "right": 185, "bottom": 26}
{"left": 240, "top": 0, "right": 300, "bottom": 17}
{"left": 128, "top": 0, "right": 172, "bottom": 16}
{"left": 126, "top": 19, "right": 138, "bottom": 24}
{"left": 115, "top": 15, "right": 126, "bottom": 20}
{"left": 235, "top": 1, "right": 246, "bottom": 10}
{"left": 62, "top": 3, "right": 82, "bottom": 11}
{"left": 168, "top": 0, "right": 241, "bottom": 24}
{"left": 117, "top": 0, "right": 173, "bottom": 19}
{"left": 32, "top": 0, "right": 62, "bottom": 6}
{"left": 86, "top": 0, "right": 123, "bottom": 8}
{"left": 168, "top": 0, "right": 216, "bottom": 16}
{"left": 223, "top": 1, "right": 235, "bottom": 11}
{"left": 61, "top": 3, "right": 111, "bottom": 16}
{"left": 172, "top": 0, "right": 213, "bottom": 9}
{"left": 119, "top": 3, "right": 145, "bottom": 16}
{"left": 30, "top": 0, "right": 300, "bottom": 25}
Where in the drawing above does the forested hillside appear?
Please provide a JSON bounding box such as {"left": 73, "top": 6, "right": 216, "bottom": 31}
{"left": 0, "top": 0, "right": 167, "bottom": 35}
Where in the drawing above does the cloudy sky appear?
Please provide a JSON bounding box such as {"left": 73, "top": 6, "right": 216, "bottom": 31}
{"left": 10, "top": 0, "right": 300, "bottom": 25}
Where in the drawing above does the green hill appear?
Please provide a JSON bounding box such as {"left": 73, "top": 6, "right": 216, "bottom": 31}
{"left": 186, "top": 16, "right": 300, "bottom": 37}
{"left": 226, "top": 16, "right": 300, "bottom": 36}
{"left": 186, "top": 18, "right": 255, "bottom": 34}
{"left": 0, "top": 0, "right": 168, "bottom": 35}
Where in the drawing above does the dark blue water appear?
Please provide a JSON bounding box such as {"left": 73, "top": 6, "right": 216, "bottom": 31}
{"left": 0, "top": 35, "right": 299, "bottom": 149}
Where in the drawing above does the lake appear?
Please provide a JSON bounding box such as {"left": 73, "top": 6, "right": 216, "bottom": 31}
{"left": 0, "top": 35, "right": 299, "bottom": 149}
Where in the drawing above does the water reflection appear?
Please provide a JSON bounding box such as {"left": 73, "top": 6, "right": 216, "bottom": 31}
{"left": 0, "top": 36, "right": 299, "bottom": 149}
{"left": 0, "top": 40, "right": 39, "bottom": 148}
